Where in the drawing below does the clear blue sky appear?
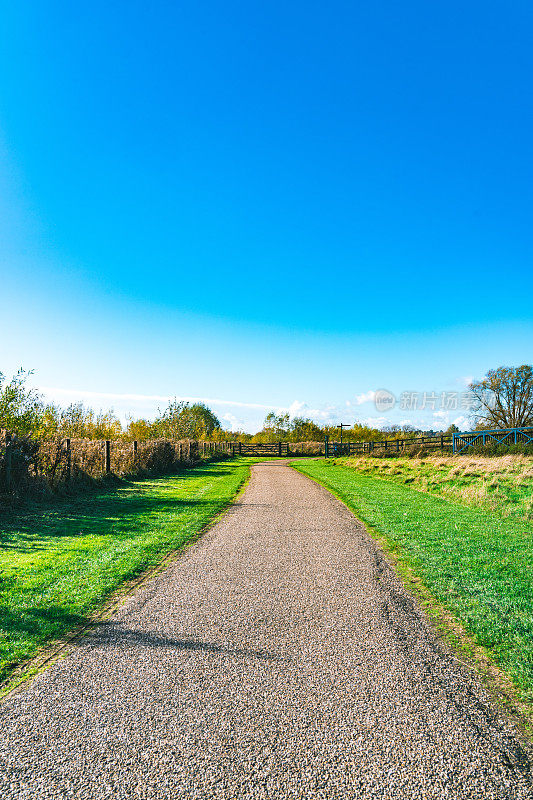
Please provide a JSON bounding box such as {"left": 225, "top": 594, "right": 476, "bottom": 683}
{"left": 1, "top": 1, "right": 532, "bottom": 431}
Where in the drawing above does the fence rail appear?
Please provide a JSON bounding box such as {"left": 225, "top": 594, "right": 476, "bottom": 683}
{"left": 452, "top": 426, "right": 533, "bottom": 454}
{"left": 325, "top": 425, "right": 533, "bottom": 457}
{"left": 0, "top": 431, "right": 236, "bottom": 497}
{"left": 324, "top": 433, "right": 452, "bottom": 457}
{"left": 238, "top": 442, "right": 291, "bottom": 456}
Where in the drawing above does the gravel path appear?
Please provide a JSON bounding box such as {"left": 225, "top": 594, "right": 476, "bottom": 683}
{"left": 1, "top": 461, "right": 532, "bottom": 799}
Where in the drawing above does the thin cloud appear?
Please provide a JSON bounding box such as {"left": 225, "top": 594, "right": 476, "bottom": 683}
{"left": 39, "top": 386, "right": 284, "bottom": 412}
{"left": 354, "top": 390, "right": 376, "bottom": 406}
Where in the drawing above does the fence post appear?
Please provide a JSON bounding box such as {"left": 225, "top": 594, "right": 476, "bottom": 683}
{"left": 440, "top": 435, "right": 444, "bottom": 449}
{"left": 105, "top": 440, "right": 111, "bottom": 474}
{"left": 5, "top": 433, "right": 12, "bottom": 491}
{"left": 278, "top": 441, "right": 282, "bottom": 457}
{"left": 324, "top": 436, "right": 329, "bottom": 458}
{"left": 133, "top": 440, "right": 138, "bottom": 462}
{"left": 239, "top": 442, "right": 242, "bottom": 455}
{"left": 65, "top": 438, "right": 71, "bottom": 482}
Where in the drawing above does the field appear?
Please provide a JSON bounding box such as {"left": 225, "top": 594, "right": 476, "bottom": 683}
{"left": 324, "top": 453, "right": 533, "bottom": 521}
{"left": 294, "top": 457, "right": 533, "bottom": 702}
{"left": 0, "top": 458, "right": 255, "bottom": 686}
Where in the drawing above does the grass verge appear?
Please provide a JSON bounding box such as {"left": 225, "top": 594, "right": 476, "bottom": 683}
{"left": 293, "top": 459, "right": 533, "bottom": 714}
{"left": 0, "top": 457, "right": 255, "bottom": 688}
{"left": 325, "top": 453, "right": 533, "bottom": 521}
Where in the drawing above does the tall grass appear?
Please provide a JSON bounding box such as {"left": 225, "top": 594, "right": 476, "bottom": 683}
{"left": 327, "top": 454, "right": 533, "bottom": 521}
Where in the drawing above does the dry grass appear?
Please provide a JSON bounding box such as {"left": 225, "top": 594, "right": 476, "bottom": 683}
{"left": 331, "top": 453, "right": 533, "bottom": 521}
{"left": 0, "top": 434, "right": 210, "bottom": 501}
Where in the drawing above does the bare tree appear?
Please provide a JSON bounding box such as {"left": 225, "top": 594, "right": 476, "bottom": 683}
{"left": 468, "top": 365, "right": 533, "bottom": 429}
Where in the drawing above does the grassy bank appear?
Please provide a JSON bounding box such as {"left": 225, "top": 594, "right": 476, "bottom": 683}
{"left": 294, "top": 459, "right": 533, "bottom": 703}
{"left": 0, "top": 458, "right": 254, "bottom": 686}
{"left": 324, "top": 454, "right": 533, "bottom": 521}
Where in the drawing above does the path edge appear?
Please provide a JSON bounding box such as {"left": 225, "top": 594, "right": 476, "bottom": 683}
{"left": 290, "top": 459, "right": 533, "bottom": 747}
{"left": 0, "top": 461, "right": 255, "bottom": 703}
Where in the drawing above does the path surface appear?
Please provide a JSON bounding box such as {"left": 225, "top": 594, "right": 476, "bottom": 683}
{"left": 1, "top": 462, "right": 532, "bottom": 799}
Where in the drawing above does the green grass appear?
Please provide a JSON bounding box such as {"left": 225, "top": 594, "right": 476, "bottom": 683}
{"left": 0, "top": 458, "right": 255, "bottom": 684}
{"left": 324, "top": 453, "right": 533, "bottom": 521}
{"left": 294, "top": 459, "right": 533, "bottom": 701}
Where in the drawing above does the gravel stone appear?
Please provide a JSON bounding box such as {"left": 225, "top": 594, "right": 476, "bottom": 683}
{"left": 0, "top": 461, "right": 532, "bottom": 798}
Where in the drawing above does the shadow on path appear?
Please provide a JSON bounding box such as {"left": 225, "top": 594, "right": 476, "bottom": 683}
{"left": 86, "top": 622, "right": 291, "bottom": 662}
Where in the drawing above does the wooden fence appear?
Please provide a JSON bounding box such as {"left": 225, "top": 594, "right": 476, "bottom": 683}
{"left": 324, "top": 433, "right": 452, "bottom": 457}
{"left": 0, "top": 431, "right": 235, "bottom": 497}
{"left": 325, "top": 426, "right": 533, "bottom": 457}
{"left": 238, "top": 442, "right": 291, "bottom": 456}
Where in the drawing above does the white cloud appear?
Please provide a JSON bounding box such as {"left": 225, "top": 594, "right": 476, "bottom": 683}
{"left": 354, "top": 390, "right": 376, "bottom": 406}
{"left": 40, "top": 386, "right": 280, "bottom": 412}
{"left": 359, "top": 415, "right": 389, "bottom": 428}
{"left": 221, "top": 413, "right": 244, "bottom": 432}
{"left": 452, "top": 415, "right": 471, "bottom": 430}
{"left": 287, "top": 400, "right": 308, "bottom": 416}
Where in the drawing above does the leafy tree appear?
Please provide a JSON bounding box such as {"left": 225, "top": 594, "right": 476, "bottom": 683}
{"left": 0, "top": 369, "right": 58, "bottom": 437}
{"left": 92, "top": 410, "right": 123, "bottom": 440}
{"left": 469, "top": 365, "right": 533, "bottom": 429}
{"left": 154, "top": 400, "right": 220, "bottom": 439}
{"left": 58, "top": 403, "right": 123, "bottom": 439}
{"left": 59, "top": 403, "right": 92, "bottom": 438}
{"left": 256, "top": 412, "right": 291, "bottom": 442}
{"left": 125, "top": 417, "right": 157, "bottom": 441}
{"left": 291, "top": 417, "right": 322, "bottom": 441}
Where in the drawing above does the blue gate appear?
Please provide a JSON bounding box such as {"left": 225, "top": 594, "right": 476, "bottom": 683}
{"left": 452, "top": 426, "right": 533, "bottom": 454}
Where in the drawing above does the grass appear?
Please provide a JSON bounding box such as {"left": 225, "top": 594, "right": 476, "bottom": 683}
{"left": 293, "top": 459, "right": 533, "bottom": 703}
{"left": 0, "top": 457, "right": 255, "bottom": 685}
{"left": 325, "top": 453, "right": 533, "bottom": 521}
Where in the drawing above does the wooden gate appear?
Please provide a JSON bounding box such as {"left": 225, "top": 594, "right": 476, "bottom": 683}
{"left": 238, "top": 442, "right": 290, "bottom": 457}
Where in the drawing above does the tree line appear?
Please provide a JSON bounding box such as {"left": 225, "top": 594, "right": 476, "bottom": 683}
{"left": 0, "top": 371, "right": 221, "bottom": 441}
{"left": 1, "top": 365, "right": 532, "bottom": 443}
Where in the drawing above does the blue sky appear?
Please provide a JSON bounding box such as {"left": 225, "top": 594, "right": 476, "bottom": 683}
{"left": 1, "top": 1, "right": 532, "bottom": 432}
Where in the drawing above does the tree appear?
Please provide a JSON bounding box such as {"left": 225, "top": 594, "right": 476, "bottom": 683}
{"left": 468, "top": 365, "right": 533, "bottom": 429}
{"left": 257, "top": 412, "right": 291, "bottom": 442}
{"left": 125, "top": 417, "right": 157, "bottom": 441}
{"left": 290, "top": 417, "right": 322, "bottom": 441}
{"left": 154, "top": 400, "right": 220, "bottom": 439}
{"left": 59, "top": 402, "right": 93, "bottom": 438}
{"left": 0, "top": 369, "right": 58, "bottom": 437}
{"left": 58, "top": 403, "right": 123, "bottom": 439}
